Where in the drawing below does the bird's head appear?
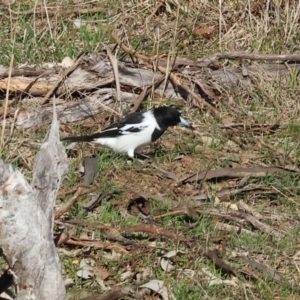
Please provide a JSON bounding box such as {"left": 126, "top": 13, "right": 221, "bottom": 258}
{"left": 152, "top": 106, "right": 194, "bottom": 130}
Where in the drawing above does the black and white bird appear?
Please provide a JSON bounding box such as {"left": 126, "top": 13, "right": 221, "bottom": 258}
{"left": 61, "top": 106, "right": 193, "bottom": 158}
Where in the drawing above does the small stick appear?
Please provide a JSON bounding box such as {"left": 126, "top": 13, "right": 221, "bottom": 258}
{"left": 102, "top": 44, "right": 123, "bottom": 116}
{"left": 203, "top": 51, "right": 300, "bottom": 64}
{"left": 130, "top": 75, "right": 165, "bottom": 113}
{"left": 41, "top": 53, "right": 84, "bottom": 105}
{"left": 111, "top": 33, "right": 221, "bottom": 118}
{"left": 55, "top": 185, "right": 98, "bottom": 219}
{"left": 0, "top": 53, "right": 14, "bottom": 149}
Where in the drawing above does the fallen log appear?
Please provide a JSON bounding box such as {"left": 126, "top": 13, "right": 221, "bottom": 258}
{"left": 0, "top": 48, "right": 298, "bottom": 129}
{"left": 0, "top": 102, "right": 68, "bottom": 299}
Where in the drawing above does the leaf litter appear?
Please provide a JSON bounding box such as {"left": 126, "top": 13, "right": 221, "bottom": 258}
{"left": 5, "top": 76, "right": 300, "bottom": 298}
{"left": 57, "top": 160, "right": 299, "bottom": 298}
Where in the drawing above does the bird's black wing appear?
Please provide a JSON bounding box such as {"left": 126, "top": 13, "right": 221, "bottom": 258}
{"left": 86, "top": 112, "right": 146, "bottom": 139}
{"left": 61, "top": 112, "right": 147, "bottom": 142}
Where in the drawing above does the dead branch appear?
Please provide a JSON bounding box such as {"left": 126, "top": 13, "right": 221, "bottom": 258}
{"left": 5, "top": 6, "right": 106, "bottom": 18}
{"left": 130, "top": 75, "right": 165, "bottom": 113}
{"left": 214, "top": 222, "right": 257, "bottom": 236}
{"left": 0, "top": 101, "right": 68, "bottom": 299}
{"left": 122, "top": 224, "right": 192, "bottom": 243}
{"left": 41, "top": 54, "right": 83, "bottom": 105}
{"left": 65, "top": 238, "right": 129, "bottom": 253}
{"left": 181, "top": 166, "right": 296, "bottom": 184}
{"left": 81, "top": 287, "right": 151, "bottom": 300}
{"left": 102, "top": 45, "right": 122, "bottom": 116}
{"left": 203, "top": 51, "right": 300, "bottom": 64}
{"left": 231, "top": 211, "right": 286, "bottom": 239}
{"left": 55, "top": 185, "right": 98, "bottom": 219}
{"left": 190, "top": 184, "right": 273, "bottom": 201}
{"left": 202, "top": 249, "right": 236, "bottom": 275}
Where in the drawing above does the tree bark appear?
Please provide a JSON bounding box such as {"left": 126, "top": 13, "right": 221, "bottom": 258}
{"left": 0, "top": 102, "right": 68, "bottom": 299}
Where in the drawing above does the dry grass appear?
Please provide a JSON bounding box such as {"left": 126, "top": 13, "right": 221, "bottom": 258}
{"left": 1, "top": 0, "right": 300, "bottom": 299}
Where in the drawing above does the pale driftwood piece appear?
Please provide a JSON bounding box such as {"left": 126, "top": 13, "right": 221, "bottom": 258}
{"left": 1, "top": 53, "right": 299, "bottom": 97}
{"left": 0, "top": 54, "right": 181, "bottom": 98}
{"left": 231, "top": 211, "right": 286, "bottom": 239}
{"left": 13, "top": 89, "right": 138, "bottom": 129}
{"left": 210, "top": 63, "right": 300, "bottom": 87}
{"left": 214, "top": 222, "right": 257, "bottom": 236}
{"left": 31, "top": 100, "right": 69, "bottom": 228}
{"left": 41, "top": 54, "right": 84, "bottom": 105}
{"left": 0, "top": 102, "right": 67, "bottom": 299}
{"left": 203, "top": 51, "right": 300, "bottom": 64}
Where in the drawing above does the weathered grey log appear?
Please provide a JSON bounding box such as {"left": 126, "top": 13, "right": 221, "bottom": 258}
{"left": 0, "top": 52, "right": 299, "bottom": 129}
{"left": 211, "top": 63, "right": 300, "bottom": 86}
{"left": 14, "top": 89, "right": 138, "bottom": 129}
{"left": 0, "top": 102, "right": 68, "bottom": 299}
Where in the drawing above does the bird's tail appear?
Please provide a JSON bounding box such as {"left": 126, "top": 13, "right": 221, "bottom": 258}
{"left": 61, "top": 135, "right": 95, "bottom": 143}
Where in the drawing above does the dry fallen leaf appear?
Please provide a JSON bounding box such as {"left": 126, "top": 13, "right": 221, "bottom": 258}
{"left": 193, "top": 27, "right": 214, "bottom": 37}
{"left": 76, "top": 258, "right": 94, "bottom": 280}
{"left": 140, "top": 279, "right": 176, "bottom": 300}
{"left": 102, "top": 250, "right": 122, "bottom": 261}
{"left": 127, "top": 193, "right": 152, "bottom": 216}
{"left": 160, "top": 250, "right": 186, "bottom": 272}
{"left": 120, "top": 270, "right": 134, "bottom": 281}
{"left": 136, "top": 267, "right": 152, "bottom": 282}
{"left": 201, "top": 268, "right": 238, "bottom": 287}
{"left": 83, "top": 156, "right": 97, "bottom": 185}
{"left": 91, "top": 265, "right": 111, "bottom": 291}
{"left": 61, "top": 56, "right": 74, "bottom": 68}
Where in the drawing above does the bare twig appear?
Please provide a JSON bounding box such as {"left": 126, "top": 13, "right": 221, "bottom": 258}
{"left": 191, "top": 184, "right": 273, "bottom": 201}
{"left": 111, "top": 32, "right": 221, "bottom": 118}
{"left": 41, "top": 54, "right": 83, "bottom": 105}
{"left": 102, "top": 44, "right": 122, "bottom": 116}
{"left": 65, "top": 238, "right": 128, "bottom": 253}
{"left": 130, "top": 75, "right": 165, "bottom": 113}
{"left": 0, "top": 53, "right": 14, "bottom": 149}
{"left": 237, "top": 200, "right": 263, "bottom": 220}
{"left": 231, "top": 211, "right": 286, "bottom": 239}
{"left": 7, "top": 6, "right": 106, "bottom": 18}
{"left": 55, "top": 185, "right": 98, "bottom": 219}
{"left": 122, "top": 224, "right": 192, "bottom": 243}
{"left": 214, "top": 222, "right": 257, "bottom": 236}
{"left": 203, "top": 51, "right": 300, "bottom": 64}
{"left": 181, "top": 166, "right": 296, "bottom": 184}
{"left": 81, "top": 287, "right": 151, "bottom": 300}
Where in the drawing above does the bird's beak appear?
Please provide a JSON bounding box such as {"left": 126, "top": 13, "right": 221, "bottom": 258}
{"left": 178, "top": 116, "right": 194, "bottom": 129}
